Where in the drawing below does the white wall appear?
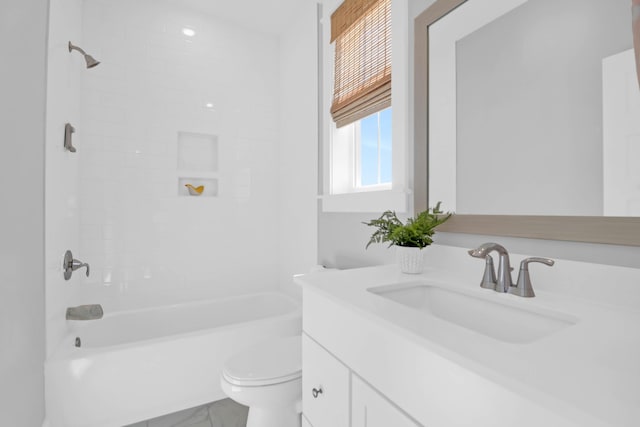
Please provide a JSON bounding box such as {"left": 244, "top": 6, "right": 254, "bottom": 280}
{"left": 76, "top": 0, "right": 284, "bottom": 310}
{"left": 0, "top": 0, "right": 48, "bottom": 424}
{"left": 45, "top": 0, "right": 83, "bottom": 356}
{"left": 278, "top": 1, "right": 320, "bottom": 295}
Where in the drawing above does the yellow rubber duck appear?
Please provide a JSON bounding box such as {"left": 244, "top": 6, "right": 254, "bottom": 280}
{"left": 185, "top": 184, "right": 204, "bottom": 196}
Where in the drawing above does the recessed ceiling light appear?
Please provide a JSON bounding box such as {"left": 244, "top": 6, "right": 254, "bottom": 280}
{"left": 182, "top": 28, "right": 195, "bottom": 37}
{"left": 205, "top": 103, "right": 214, "bottom": 109}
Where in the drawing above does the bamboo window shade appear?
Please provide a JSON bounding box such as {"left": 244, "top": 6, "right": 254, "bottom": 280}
{"left": 330, "top": 0, "right": 391, "bottom": 128}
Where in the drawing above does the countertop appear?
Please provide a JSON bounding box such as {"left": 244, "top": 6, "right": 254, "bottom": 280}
{"left": 296, "top": 245, "right": 640, "bottom": 426}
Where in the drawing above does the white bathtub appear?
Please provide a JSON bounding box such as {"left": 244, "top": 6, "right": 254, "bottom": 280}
{"left": 44, "top": 292, "right": 301, "bottom": 427}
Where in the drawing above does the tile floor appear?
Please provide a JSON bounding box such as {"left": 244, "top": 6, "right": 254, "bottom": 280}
{"left": 125, "top": 399, "right": 248, "bottom": 427}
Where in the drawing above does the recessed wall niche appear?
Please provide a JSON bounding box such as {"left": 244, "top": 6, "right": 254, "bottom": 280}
{"left": 177, "top": 131, "right": 219, "bottom": 197}
{"left": 177, "top": 132, "right": 218, "bottom": 172}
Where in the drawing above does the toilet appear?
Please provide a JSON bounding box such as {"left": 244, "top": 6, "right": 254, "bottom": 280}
{"left": 220, "top": 335, "right": 302, "bottom": 427}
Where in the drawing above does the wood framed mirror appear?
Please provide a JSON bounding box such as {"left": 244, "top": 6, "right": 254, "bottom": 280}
{"left": 414, "top": 0, "right": 640, "bottom": 246}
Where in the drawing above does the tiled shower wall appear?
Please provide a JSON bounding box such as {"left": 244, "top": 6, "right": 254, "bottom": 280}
{"left": 78, "top": 0, "right": 282, "bottom": 309}
{"left": 45, "top": 0, "right": 84, "bottom": 355}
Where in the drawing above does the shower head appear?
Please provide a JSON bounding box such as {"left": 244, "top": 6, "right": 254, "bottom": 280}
{"left": 68, "top": 41, "right": 100, "bottom": 69}
{"left": 84, "top": 55, "right": 100, "bottom": 69}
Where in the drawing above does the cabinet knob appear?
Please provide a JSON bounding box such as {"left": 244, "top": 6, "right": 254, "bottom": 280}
{"left": 312, "top": 387, "right": 323, "bottom": 398}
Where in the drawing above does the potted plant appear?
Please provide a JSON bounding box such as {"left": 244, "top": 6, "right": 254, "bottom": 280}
{"left": 364, "top": 202, "right": 451, "bottom": 273}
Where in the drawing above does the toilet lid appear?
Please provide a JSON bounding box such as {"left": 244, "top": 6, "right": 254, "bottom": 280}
{"left": 222, "top": 336, "right": 302, "bottom": 387}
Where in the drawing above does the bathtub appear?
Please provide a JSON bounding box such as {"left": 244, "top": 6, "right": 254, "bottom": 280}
{"left": 44, "top": 291, "right": 301, "bottom": 427}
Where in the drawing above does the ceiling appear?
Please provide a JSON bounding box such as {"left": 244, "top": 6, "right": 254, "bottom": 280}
{"left": 176, "top": 0, "right": 309, "bottom": 35}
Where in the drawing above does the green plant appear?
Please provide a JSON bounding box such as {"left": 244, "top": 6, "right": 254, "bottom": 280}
{"left": 364, "top": 202, "right": 452, "bottom": 249}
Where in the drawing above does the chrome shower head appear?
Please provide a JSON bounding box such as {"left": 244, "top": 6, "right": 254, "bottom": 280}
{"left": 84, "top": 55, "right": 100, "bottom": 69}
{"left": 68, "top": 41, "right": 100, "bottom": 69}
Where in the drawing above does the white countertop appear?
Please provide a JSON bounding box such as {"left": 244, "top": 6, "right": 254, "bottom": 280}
{"left": 296, "top": 245, "right": 640, "bottom": 426}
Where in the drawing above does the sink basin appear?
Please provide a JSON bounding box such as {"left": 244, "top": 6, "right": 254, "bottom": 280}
{"left": 368, "top": 283, "right": 576, "bottom": 343}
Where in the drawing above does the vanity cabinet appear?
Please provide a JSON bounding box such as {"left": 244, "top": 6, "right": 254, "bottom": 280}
{"left": 302, "top": 334, "right": 350, "bottom": 427}
{"left": 302, "top": 334, "right": 418, "bottom": 427}
{"left": 298, "top": 248, "right": 640, "bottom": 427}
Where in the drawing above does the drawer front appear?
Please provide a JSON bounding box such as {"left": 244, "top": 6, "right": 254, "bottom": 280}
{"left": 352, "top": 375, "right": 420, "bottom": 427}
{"left": 302, "top": 334, "right": 350, "bottom": 427}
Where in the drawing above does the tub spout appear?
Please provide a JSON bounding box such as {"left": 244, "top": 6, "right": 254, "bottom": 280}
{"left": 66, "top": 304, "right": 104, "bottom": 320}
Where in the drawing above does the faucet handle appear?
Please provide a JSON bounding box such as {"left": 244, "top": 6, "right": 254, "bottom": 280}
{"left": 72, "top": 259, "right": 90, "bottom": 277}
{"left": 63, "top": 250, "right": 90, "bottom": 280}
{"left": 509, "top": 257, "right": 555, "bottom": 298}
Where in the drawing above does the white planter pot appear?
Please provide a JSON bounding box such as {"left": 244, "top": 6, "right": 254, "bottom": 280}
{"left": 396, "top": 245, "right": 426, "bottom": 274}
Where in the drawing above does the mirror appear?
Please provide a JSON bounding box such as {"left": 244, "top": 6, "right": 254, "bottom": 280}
{"left": 414, "top": 0, "right": 640, "bottom": 245}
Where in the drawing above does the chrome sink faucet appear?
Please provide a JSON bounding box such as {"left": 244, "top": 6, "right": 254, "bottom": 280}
{"left": 469, "top": 243, "right": 555, "bottom": 297}
{"left": 468, "top": 242, "right": 513, "bottom": 292}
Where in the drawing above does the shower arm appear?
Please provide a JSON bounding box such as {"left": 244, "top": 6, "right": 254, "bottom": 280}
{"left": 68, "top": 41, "right": 87, "bottom": 56}
{"left": 68, "top": 41, "right": 100, "bottom": 68}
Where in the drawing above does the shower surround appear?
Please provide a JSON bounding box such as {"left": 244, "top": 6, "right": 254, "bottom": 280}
{"left": 77, "top": 0, "right": 282, "bottom": 306}
{"left": 45, "top": 0, "right": 319, "bottom": 357}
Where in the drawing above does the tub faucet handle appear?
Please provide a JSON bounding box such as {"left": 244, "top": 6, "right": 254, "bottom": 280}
{"left": 63, "top": 250, "right": 90, "bottom": 280}
{"left": 72, "top": 259, "right": 90, "bottom": 276}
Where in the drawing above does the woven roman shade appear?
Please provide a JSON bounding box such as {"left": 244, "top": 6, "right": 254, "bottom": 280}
{"left": 330, "top": 0, "right": 391, "bottom": 128}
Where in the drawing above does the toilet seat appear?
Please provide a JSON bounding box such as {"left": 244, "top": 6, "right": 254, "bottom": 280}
{"left": 222, "top": 336, "right": 301, "bottom": 387}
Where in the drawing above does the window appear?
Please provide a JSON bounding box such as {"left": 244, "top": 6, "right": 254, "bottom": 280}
{"left": 330, "top": 108, "right": 391, "bottom": 194}
{"left": 320, "top": 0, "right": 409, "bottom": 213}
{"left": 357, "top": 108, "right": 392, "bottom": 188}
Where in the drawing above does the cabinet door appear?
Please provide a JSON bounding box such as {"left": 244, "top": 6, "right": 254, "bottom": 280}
{"left": 302, "top": 334, "right": 350, "bottom": 427}
{"left": 352, "top": 375, "right": 420, "bottom": 427}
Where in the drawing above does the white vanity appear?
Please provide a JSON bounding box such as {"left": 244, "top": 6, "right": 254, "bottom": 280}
{"left": 295, "top": 245, "right": 640, "bottom": 427}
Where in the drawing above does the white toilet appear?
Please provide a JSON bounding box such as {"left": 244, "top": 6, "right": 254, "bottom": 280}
{"left": 220, "top": 335, "right": 302, "bottom": 427}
